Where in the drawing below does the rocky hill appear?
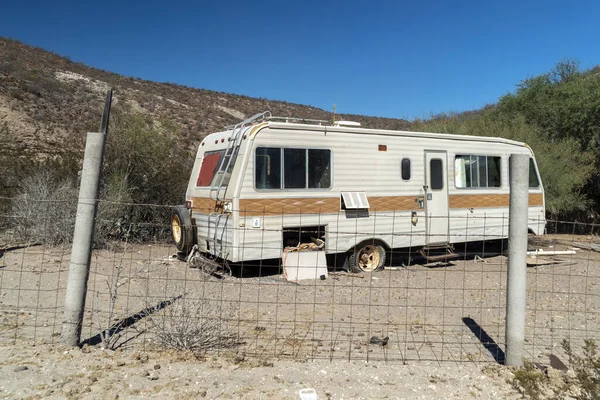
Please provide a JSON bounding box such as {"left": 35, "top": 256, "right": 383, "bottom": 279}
{"left": 0, "top": 36, "right": 410, "bottom": 158}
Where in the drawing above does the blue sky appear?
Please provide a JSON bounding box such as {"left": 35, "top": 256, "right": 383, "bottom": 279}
{"left": 1, "top": 0, "right": 599, "bottom": 120}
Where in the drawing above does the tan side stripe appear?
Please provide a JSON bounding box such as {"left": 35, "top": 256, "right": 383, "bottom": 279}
{"left": 192, "top": 193, "right": 544, "bottom": 214}
{"left": 239, "top": 197, "right": 339, "bottom": 214}
{"left": 191, "top": 197, "right": 218, "bottom": 212}
{"left": 528, "top": 193, "right": 544, "bottom": 206}
{"left": 449, "top": 193, "right": 544, "bottom": 208}
{"left": 449, "top": 194, "right": 510, "bottom": 208}
{"left": 239, "top": 196, "right": 419, "bottom": 214}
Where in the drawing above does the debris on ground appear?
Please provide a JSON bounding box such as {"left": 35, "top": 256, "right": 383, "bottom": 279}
{"left": 369, "top": 336, "right": 389, "bottom": 346}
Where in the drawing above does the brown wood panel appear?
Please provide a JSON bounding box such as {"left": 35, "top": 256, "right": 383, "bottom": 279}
{"left": 191, "top": 197, "right": 218, "bottom": 212}
{"left": 239, "top": 197, "right": 339, "bottom": 215}
{"left": 191, "top": 192, "right": 544, "bottom": 215}
{"left": 239, "top": 195, "right": 419, "bottom": 215}
{"left": 369, "top": 196, "right": 418, "bottom": 211}
{"left": 449, "top": 194, "right": 510, "bottom": 208}
{"left": 449, "top": 193, "right": 544, "bottom": 208}
{"left": 529, "top": 193, "right": 544, "bottom": 206}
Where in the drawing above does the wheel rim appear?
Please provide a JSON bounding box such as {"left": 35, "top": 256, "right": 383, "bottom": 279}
{"left": 357, "top": 245, "right": 380, "bottom": 271}
{"left": 171, "top": 215, "right": 182, "bottom": 244}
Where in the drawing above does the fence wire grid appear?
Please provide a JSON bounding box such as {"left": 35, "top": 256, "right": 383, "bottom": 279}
{"left": 1, "top": 199, "right": 599, "bottom": 366}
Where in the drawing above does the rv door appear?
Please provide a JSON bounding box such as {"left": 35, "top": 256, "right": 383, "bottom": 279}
{"left": 424, "top": 151, "right": 449, "bottom": 245}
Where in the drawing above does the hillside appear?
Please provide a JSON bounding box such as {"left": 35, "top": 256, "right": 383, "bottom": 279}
{"left": 0, "top": 36, "right": 410, "bottom": 158}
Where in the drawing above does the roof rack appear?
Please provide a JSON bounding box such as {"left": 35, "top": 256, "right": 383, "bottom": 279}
{"left": 223, "top": 111, "right": 272, "bottom": 130}
{"left": 223, "top": 112, "right": 329, "bottom": 130}
{"left": 266, "top": 116, "right": 330, "bottom": 125}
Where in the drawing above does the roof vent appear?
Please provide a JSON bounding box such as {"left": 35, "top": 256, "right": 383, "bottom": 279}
{"left": 333, "top": 120, "right": 361, "bottom": 127}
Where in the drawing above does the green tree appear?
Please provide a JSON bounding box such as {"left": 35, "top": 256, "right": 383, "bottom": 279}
{"left": 413, "top": 111, "right": 594, "bottom": 218}
{"left": 98, "top": 111, "right": 193, "bottom": 241}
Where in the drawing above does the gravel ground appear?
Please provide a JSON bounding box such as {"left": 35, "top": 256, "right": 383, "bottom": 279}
{"left": 0, "top": 343, "right": 520, "bottom": 399}
{"left": 1, "top": 234, "right": 599, "bottom": 398}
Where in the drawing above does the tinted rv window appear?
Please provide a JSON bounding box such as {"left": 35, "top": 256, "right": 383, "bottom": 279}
{"left": 529, "top": 158, "right": 540, "bottom": 188}
{"left": 256, "top": 147, "right": 331, "bottom": 190}
{"left": 284, "top": 149, "right": 306, "bottom": 189}
{"left": 454, "top": 155, "right": 502, "bottom": 188}
{"left": 255, "top": 147, "right": 282, "bottom": 189}
{"left": 308, "top": 149, "right": 331, "bottom": 188}
{"left": 430, "top": 159, "right": 444, "bottom": 190}
{"left": 401, "top": 158, "right": 411, "bottom": 180}
{"left": 196, "top": 150, "right": 224, "bottom": 187}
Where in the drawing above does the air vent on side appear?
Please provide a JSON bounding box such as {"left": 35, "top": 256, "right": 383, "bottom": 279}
{"left": 341, "top": 192, "right": 370, "bottom": 209}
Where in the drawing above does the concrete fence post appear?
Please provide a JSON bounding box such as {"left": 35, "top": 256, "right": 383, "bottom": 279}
{"left": 505, "top": 153, "right": 529, "bottom": 366}
{"left": 61, "top": 89, "right": 112, "bottom": 346}
{"left": 60, "top": 132, "right": 107, "bottom": 346}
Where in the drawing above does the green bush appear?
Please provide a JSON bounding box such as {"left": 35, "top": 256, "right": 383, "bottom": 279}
{"left": 412, "top": 111, "right": 594, "bottom": 218}
{"left": 511, "top": 359, "right": 548, "bottom": 400}
{"left": 563, "top": 339, "right": 600, "bottom": 400}
{"left": 6, "top": 109, "right": 193, "bottom": 245}
{"left": 98, "top": 110, "right": 193, "bottom": 242}
{"left": 497, "top": 60, "right": 600, "bottom": 218}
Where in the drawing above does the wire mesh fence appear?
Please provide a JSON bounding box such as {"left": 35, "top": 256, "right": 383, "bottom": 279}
{"left": 1, "top": 199, "right": 599, "bottom": 366}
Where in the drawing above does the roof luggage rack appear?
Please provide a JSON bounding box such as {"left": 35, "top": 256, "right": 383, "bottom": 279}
{"left": 223, "top": 113, "right": 329, "bottom": 129}
{"left": 266, "top": 116, "right": 329, "bottom": 125}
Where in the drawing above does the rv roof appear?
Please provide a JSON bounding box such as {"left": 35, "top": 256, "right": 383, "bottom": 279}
{"left": 259, "top": 121, "right": 528, "bottom": 148}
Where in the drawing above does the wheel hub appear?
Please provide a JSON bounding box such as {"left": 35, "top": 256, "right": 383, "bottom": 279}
{"left": 358, "top": 245, "right": 380, "bottom": 271}
{"left": 171, "top": 215, "right": 182, "bottom": 243}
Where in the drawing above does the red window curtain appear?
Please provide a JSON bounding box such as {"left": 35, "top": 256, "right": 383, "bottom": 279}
{"left": 196, "top": 152, "right": 222, "bottom": 186}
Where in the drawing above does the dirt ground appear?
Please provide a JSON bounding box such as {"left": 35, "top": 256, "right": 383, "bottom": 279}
{"left": 1, "top": 234, "right": 599, "bottom": 398}
{"left": 0, "top": 343, "right": 521, "bottom": 399}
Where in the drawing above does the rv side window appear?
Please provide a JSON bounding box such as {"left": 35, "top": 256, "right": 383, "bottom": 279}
{"left": 454, "top": 155, "right": 501, "bottom": 188}
{"left": 401, "top": 158, "right": 411, "bottom": 180}
{"left": 529, "top": 158, "right": 540, "bottom": 188}
{"left": 308, "top": 149, "right": 331, "bottom": 188}
{"left": 284, "top": 149, "right": 306, "bottom": 189}
{"left": 255, "top": 147, "right": 331, "bottom": 190}
{"left": 255, "top": 147, "right": 282, "bottom": 189}
{"left": 196, "top": 150, "right": 224, "bottom": 187}
{"left": 430, "top": 159, "right": 444, "bottom": 190}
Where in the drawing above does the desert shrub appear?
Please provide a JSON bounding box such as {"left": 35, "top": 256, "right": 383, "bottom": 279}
{"left": 151, "top": 295, "right": 238, "bottom": 354}
{"left": 95, "top": 172, "right": 134, "bottom": 246}
{"left": 510, "top": 340, "right": 600, "bottom": 400}
{"left": 99, "top": 110, "right": 193, "bottom": 242}
{"left": 10, "top": 170, "right": 77, "bottom": 245}
{"left": 511, "top": 359, "right": 548, "bottom": 400}
{"left": 563, "top": 339, "right": 600, "bottom": 400}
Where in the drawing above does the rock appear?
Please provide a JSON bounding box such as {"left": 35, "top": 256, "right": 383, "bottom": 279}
{"left": 369, "top": 336, "right": 389, "bottom": 346}
{"left": 234, "top": 355, "right": 245, "bottom": 363}
{"left": 154, "top": 364, "right": 161, "bottom": 370}
{"left": 14, "top": 365, "right": 28, "bottom": 372}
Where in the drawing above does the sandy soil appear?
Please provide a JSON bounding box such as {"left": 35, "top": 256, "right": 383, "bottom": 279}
{"left": 0, "top": 343, "right": 521, "bottom": 399}
{"left": 1, "top": 234, "right": 599, "bottom": 398}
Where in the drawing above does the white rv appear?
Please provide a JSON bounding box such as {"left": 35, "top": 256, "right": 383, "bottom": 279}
{"left": 170, "top": 112, "right": 545, "bottom": 272}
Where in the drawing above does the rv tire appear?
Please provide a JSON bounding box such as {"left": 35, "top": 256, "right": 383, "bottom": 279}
{"left": 348, "top": 243, "right": 386, "bottom": 273}
{"left": 171, "top": 205, "right": 194, "bottom": 256}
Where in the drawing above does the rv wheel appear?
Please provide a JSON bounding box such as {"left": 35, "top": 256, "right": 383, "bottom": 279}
{"left": 171, "top": 205, "right": 194, "bottom": 255}
{"left": 348, "top": 243, "right": 386, "bottom": 273}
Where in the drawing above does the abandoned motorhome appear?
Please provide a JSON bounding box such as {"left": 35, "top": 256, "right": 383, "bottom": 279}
{"left": 170, "top": 111, "right": 545, "bottom": 272}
